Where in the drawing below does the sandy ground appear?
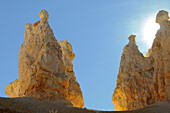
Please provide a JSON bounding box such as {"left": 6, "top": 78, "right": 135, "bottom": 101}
{"left": 0, "top": 97, "right": 169, "bottom": 113}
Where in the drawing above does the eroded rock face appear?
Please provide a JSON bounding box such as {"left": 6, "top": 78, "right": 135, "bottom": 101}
{"left": 59, "top": 40, "right": 84, "bottom": 107}
{"left": 5, "top": 9, "right": 84, "bottom": 107}
{"left": 112, "top": 10, "right": 170, "bottom": 111}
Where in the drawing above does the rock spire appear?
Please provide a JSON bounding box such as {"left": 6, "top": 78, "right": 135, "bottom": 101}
{"left": 112, "top": 10, "right": 170, "bottom": 111}
{"left": 5, "top": 9, "right": 84, "bottom": 108}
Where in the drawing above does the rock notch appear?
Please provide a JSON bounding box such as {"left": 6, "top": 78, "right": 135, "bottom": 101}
{"left": 112, "top": 10, "right": 170, "bottom": 111}
{"left": 5, "top": 9, "right": 84, "bottom": 108}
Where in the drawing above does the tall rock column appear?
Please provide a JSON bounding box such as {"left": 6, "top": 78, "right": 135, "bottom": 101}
{"left": 112, "top": 10, "right": 170, "bottom": 111}
{"left": 147, "top": 10, "right": 170, "bottom": 101}
{"left": 5, "top": 9, "right": 84, "bottom": 107}
{"left": 112, "top": 35, "right": 154, "bottom": 111}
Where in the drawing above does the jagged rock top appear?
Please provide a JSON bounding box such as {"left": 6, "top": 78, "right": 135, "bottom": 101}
{"left": 128, "top": 35, "right": 136, "bottom": 45}
{"left": 156, "top": 10, "right": 169, "bottom": 24}
{"left": 39, "top": 9, "right": 49, "bottom": 22}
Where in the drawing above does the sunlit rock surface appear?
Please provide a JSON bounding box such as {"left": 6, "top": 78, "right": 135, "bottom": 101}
{"left": 59, "top": 40, "right": 84, "bottom": 107}
{"left": 5, "top": 9, "right": 84, "bottom": 108}
{"left": 112, "top": 10, "right": 170, "bottom": 111}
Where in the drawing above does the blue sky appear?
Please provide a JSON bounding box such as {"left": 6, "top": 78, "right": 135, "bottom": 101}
{"left": 0, "top": 0, "right": 170, "bottom": 111}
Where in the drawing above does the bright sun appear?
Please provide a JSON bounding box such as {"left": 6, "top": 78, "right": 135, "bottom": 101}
{"left": 142, "top": 17, "right": 160, "bottom": 47}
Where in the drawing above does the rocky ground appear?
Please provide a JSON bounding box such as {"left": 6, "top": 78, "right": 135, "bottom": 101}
{"left": 0, "top": 97, "right": 169, "bottom": 113}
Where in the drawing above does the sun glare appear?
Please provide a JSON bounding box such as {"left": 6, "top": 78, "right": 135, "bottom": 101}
{"left": 142, "top": 17, "right": 160, "bottom": 48}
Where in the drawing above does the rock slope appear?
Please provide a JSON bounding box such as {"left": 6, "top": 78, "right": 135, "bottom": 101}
{"left": 112, "top": 10, "right": 170, "bottom": 111}
{"left": 5, "top": 9, "right": 84, "bottom": 108}
{"left": 0, "top": 97, "right": 169, "bottom": 113}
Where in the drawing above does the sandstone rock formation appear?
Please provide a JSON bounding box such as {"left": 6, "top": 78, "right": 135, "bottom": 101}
{"left": 59, "top": 40, "right": 84, "bottom": 107}
{"left": 5, "top": 9, "right": 84, "bottom": 108}
{"left": 112, "top": 10, "right": 170, "bottom": 111}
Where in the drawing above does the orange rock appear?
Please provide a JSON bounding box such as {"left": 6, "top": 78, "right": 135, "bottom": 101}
{"left": 5, "top": 9, "right": 84, "bottom": 108}
{"left": 59, "top": 40, "right": 84, "bottom": 108}
{"left": 113, "top": 10, "right": 170, "bottom": 111}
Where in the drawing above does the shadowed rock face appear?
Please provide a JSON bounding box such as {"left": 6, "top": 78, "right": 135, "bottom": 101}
{"left": 0, "top": 97, "right": 170, "bottom": 113}
{"left": 112, "top": 10, "right": 170, "bottom": 111}
{"left": 5, "top": 9, "right": 84, "bottom": 108}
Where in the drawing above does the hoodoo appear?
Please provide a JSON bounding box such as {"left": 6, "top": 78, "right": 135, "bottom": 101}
{"left": 112, "top": 10, "right": 170, "bottom": 111}
{"left": 5, "top": 9, "right": 84, "bottom": 108}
